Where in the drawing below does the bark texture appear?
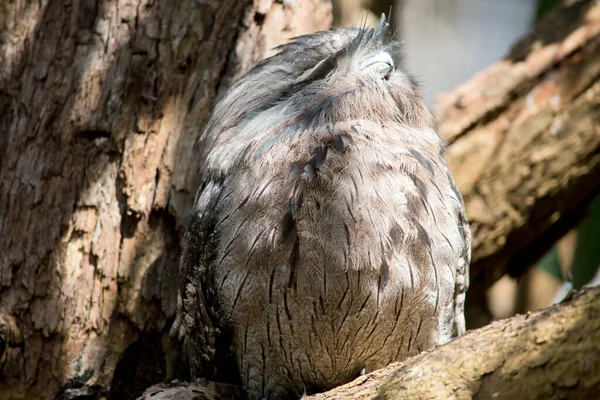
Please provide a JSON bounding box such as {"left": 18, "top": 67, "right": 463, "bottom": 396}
{"left": 0, "top": 1, "right": 331, "bottom": 399}
{"left": 437, "top": 0, "right": 600, "bottom": 295}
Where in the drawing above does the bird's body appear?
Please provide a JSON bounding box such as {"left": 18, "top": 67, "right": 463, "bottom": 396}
{"left": 181, "top": 20, "right": 470, "bottom": 399}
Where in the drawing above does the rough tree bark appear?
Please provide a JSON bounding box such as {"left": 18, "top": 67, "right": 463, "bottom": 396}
{"left": 0, "top": 1, "right": 331, "bottom": 399}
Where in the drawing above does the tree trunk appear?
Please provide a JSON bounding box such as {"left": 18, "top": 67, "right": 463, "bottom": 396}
{"left": 0, "top": 1, "right": 331, "bottom": 399}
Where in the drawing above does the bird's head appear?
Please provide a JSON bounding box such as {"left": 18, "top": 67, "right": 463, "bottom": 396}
{"left": 199, "top": 16, "right": 437, "bottom": 172}
{"left": 211, "top": 16, "right": 432, "bottom": 130}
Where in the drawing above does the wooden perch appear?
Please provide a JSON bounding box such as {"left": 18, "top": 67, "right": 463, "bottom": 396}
{"left": 437, "top": 0, "right": 600, "bottom": 295}
{"left": 137, "top": 287, "right": 600, "bottom": 400}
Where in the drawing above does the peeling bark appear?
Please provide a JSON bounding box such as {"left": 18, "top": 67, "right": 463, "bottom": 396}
{"left": 0, "top": 1, "right": 331, "bottom": 398}
{"left": 437, "top": 0, "right": 600, "bottom": 296}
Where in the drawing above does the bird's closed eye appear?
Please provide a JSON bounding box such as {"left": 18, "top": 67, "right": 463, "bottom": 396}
{"left": 360, "top": 51, "right": 394, "bottom": 80}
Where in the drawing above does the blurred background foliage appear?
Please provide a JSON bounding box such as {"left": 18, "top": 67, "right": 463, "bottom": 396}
{"left": 331, "top": 0, "right": 600, "bottom": 321}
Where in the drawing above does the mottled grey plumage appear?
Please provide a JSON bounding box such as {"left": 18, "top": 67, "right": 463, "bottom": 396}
{"left": 180, "top": 18, "right": 470, "bottom": 399}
